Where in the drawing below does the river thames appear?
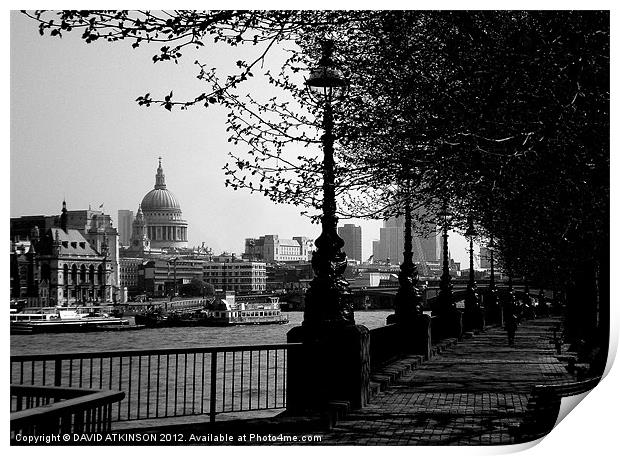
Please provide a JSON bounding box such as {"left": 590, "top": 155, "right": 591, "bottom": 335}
{"left": 10, "top": 310, "right": 393, "bottom": 356}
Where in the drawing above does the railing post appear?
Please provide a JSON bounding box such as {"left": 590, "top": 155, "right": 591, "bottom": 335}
{"left": 54, "top": 359, "right": 62, "bottom": 386}
{"left": 210, "top": 352, "right": 217, "bottom": 423}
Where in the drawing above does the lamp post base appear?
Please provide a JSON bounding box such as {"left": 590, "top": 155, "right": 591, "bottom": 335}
{"left": 286, "top": 324, "right": 370, "bottom": 415}
{"left": 463, "top": 307, "right": 485, "bottom": 332}
{"left": 386, "top": 312, "right": 432, "bottom": 361}
{"left": 433, "top": 306, "right": 463, "bottom": 341}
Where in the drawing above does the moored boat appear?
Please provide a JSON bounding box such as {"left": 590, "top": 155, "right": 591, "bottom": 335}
{"left": 132, "top": 292, "right": 289, "bottom": 328}
{"left": 10, "top": 306, "right": 129, "bottom": 334}
{"left": 202, "top": 292, "right": 289, "bottom": 326}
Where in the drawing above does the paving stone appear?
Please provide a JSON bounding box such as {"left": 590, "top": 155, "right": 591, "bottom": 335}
{"left": 319, "top": 317, "right": 576, "bottom": 446}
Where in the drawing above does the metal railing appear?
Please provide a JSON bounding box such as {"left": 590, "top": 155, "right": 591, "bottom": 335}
{"left": 11, "top": 385, "right": 124, "bottom": 437}
{"left": 11, "top": 343, "right": 298, "bottom": 423}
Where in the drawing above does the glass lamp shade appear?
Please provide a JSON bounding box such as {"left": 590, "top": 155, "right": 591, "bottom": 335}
{"left": 465, "top": 225, "right": 477, "bottom": 238}
{"left": 305, "top": 66, "right": 349, "bottom": 103}
{"left": 465, "top": 217, "right": 477, "bottom": 238}
{"left": 438, "top": 207, "right": 451, "bottom": 220}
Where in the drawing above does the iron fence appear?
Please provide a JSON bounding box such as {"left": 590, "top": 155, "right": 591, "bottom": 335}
{"left": 11, "top": 343, "right": 299, "bottom": 423}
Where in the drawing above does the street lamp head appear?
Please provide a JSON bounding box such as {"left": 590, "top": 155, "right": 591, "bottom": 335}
{"left": 465, "top": 218, "right": 477, "bottom": 238}
{"left": 438, "top": 203, "right": 451, "bottom": 227}
{"left": 305, "top": 40, "right": 349, "bottom": 104}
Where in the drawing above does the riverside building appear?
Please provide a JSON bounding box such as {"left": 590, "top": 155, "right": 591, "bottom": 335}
{"left": 203, "top": 257, "right": 267, "bottom": 294}
{"left": 10, "top": 201, "right": 117, "bottom": 306}
{"left": 244, "top": 235, "right": 314, "bottom": 263}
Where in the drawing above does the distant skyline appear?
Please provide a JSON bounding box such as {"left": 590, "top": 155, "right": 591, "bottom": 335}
{"left": 10, "top": 11, "right": 476, "bottom": 266}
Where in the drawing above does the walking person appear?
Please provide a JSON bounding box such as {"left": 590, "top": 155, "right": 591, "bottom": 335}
{"left": 505, "top": 310, "right": 518, "bottom": 347}
{"left": 504, "top": 295, "right": 518, "bottom": 347}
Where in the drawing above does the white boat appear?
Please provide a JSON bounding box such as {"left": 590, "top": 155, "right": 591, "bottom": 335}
{"left": 204, "top": 292, "right": 289, "bottom": 326}
{"left": 10, "top": 306, "right": 129, "bottom": 334}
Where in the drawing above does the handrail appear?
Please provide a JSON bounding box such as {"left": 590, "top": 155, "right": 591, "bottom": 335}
{"left": 12, "top": 343, "right": 299, "bottom": 423}
{"left": 11, "top": 385, "right": 125, "bottom": 435}
{"left": 11, "top": 342, "right": 300, "bottom": 362}
{"left": 11, "top": 390, "right": 125, "bottom": 423}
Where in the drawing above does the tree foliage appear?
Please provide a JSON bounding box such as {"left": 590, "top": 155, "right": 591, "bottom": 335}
{"left": 25, "top": 10, "right": 609, "bottom": 291}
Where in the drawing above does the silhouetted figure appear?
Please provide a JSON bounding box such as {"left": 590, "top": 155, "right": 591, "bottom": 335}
{"left": 505, "top": 310, "right": 518, "bottom": 347}
{"left": 504, "top": 293, "right": 519, "bottom": 347}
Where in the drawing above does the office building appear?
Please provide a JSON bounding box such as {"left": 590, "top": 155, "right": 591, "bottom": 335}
{"left": 372, "top": 215, "right": 440, "bottom": 269}
{"left": 338, "top": 224, "right": 362, "bottom": 262}
{"left": 117, "top": 209, "right": 134, "bottom": 246}
{"left": 203, "top": 258, "right": 267, "bottom": 293}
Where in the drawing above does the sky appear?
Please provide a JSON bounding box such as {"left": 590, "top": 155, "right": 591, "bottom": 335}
{"left": 10, "top": 11, "right": 474, "bottom": 265}
{"left": 5, "top": 5, "right": 619, "bottom": 453}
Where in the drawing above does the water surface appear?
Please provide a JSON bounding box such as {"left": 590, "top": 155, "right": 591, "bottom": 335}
{"left": 10, "top": 310, "right": 393, "bottom": 356}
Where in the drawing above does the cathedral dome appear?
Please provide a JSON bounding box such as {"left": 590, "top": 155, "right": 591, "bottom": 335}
{"left": 141, "top": 188, "right": 181, "bottom": 211}
{"left": 134, "top": 158, "right": 188, "bottom": 251}
{"left": 140, "top": 158, "right": 181, "bottom": 212}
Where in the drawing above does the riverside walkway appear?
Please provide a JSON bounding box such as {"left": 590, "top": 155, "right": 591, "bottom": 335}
{"left": 11, "top": 316, "right": 582, "bottom": 446}
{"left": 320, "top": 317, "right": 575, "bottom": 445}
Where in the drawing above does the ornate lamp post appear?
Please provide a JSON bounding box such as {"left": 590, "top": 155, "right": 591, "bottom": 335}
{"left": 302, "top": 40, "right": 353, "bottom": 329}
{"left": 488, "top": 236, "right": 496, "bottom": 291}
{"left": 522, "top": 276, "right": 534, "bottom": 319}
{"left": 464, "top": 217, "right": 479, "bottom": 308}
{"left": 504, "top": 271, "right": 518, "bottom": 324}
{"left": 432, "top": 202, "right": 462, "bottom": 339}
{"left": 434, "top": 203, "right": 454, "bottom": 315}
{"left": 463, "top": 216, "right": 483, "bottom": 330}
{"left": 388, "top": 191, "right": 423, "bottom": 324}
{"left": 286, "top": 42, "right": 369, "bottom": 414}
{"left": 485, "top": 235, "right": 500, "bottom": 323}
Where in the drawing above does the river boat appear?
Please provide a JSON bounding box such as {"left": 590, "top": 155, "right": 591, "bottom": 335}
{"left": 202, "top": 293, "right": 289, "bottom": 326}
{"left": 133, "top": 292, "right": 288, "bottom": 328}
{"left": 10, "top": 306, "right": 129, "bottom": 334}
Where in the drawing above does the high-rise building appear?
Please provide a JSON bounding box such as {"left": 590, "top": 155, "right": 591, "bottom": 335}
{"left": 479, "top": 246, "right": 488, "bottom": 269}
{"left": 338, "top": 224, "right": 362, "bottom": 262}
{"left": 371, "top": 240, "right": 380, "bottom": 263}
{"left": 117, "top": 209, "right": 134, "bottom": 246}
{"left": 372, "top": 214, "right": 440, "bottom": 267}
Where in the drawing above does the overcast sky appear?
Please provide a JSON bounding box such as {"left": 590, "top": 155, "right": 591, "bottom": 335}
{"left": 10, "top": 11, "right": 474, "bottom": 265}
